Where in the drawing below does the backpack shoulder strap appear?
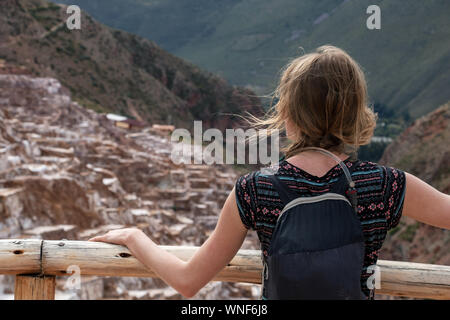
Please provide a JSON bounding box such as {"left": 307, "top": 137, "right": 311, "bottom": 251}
{"left": 330, "top": 160, "right": 361, "bottom": 210}
{"left": 330, "top": 159, "right": 361, "bottom": 193}
{"left": 268, "top": 175, "right": 296, "bottom": 206}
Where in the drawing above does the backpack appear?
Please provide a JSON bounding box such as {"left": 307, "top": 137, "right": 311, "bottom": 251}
{"left": 261, "top": 148, "right": 366, "bottom": 300}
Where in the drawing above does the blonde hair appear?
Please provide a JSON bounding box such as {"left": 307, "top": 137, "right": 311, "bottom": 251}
{"left": 249, "top": 45, "right": 377, "bottom": 158}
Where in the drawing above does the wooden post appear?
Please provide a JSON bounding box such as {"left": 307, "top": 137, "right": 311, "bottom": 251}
{"left": 14, "top": 274, "right": 56, "bottom": 300}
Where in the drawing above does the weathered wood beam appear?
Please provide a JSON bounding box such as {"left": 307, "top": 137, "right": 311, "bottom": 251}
{"left": 41, "top": 240, "right": 262, "bottom": 284}
{"left": 1, "top": 239, "right": 449, "bottom": 299}
{"left": 376, "top": 260, "right": 450, "bottom": 299}
{"left": 0, "top": 239, "right": 42, "bottom": 275}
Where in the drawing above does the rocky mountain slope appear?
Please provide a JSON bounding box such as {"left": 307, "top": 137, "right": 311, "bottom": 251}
{"left": 380, "top": 103, "right": 450, "bottom": 194}
{"left": 0, "top": 72, "right": 259, "bottom": 300}
{"left": 378, "top": 103, "right": 450, "bottom": 273}
{"left": 56, "top": 0, "right": 450, "bottom": 119}
{"left": 0, "top": 0, "right": 262, "bottom": 130}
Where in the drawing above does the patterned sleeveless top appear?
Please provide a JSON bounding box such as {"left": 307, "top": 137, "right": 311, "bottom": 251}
{"left": 235, "top": 159, "right": 407, "bottom": 299}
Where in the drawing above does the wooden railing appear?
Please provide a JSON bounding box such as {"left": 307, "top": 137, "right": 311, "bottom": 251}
{"left": 1, "top": 239, "right": 449, "bottom": 300}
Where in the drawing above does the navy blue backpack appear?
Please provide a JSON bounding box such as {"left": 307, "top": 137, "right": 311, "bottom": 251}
{"left": 261, "top": 148, "right": 366, "bottom": 300}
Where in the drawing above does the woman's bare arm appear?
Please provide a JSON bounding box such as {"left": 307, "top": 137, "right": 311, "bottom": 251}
{"left": 89, "top": 187, "right": 248, "bottom": 298}
{"left": 403, "top": 172, "right": 450, "bottom": 229}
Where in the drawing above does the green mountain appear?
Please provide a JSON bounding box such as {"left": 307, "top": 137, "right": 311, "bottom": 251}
{"left": 55, "top": 0, "right": 450, "bottom": 119}
{"left": 0, "top": 0, "right": 262, "bottom": 130}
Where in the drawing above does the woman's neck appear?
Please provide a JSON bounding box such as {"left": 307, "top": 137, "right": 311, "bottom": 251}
{"left": 286, "top": 150, "right": 350, "bottom": 178}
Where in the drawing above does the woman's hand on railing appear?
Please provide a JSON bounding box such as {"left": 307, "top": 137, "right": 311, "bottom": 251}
{"left": 90, "top": 227, "right": 194, "bottom": 297}
{"left": 86, "top": 187, "right": 248, "bottom": 298}
{"left": 89, "top": 227, "right": 142, "bottom": 246}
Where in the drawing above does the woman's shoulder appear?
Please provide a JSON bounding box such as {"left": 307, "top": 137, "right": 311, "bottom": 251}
{"left": 235, "top": 162, "right": 284, "bottom": 184}
{"left": 352, "top": 160, "right": 407, "bottom": 228}
{"left": 352, "top": 160, "right": 406, "bottom": 181}
{"left": 350, "top": 160, "right": 406, "bottom": 194}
